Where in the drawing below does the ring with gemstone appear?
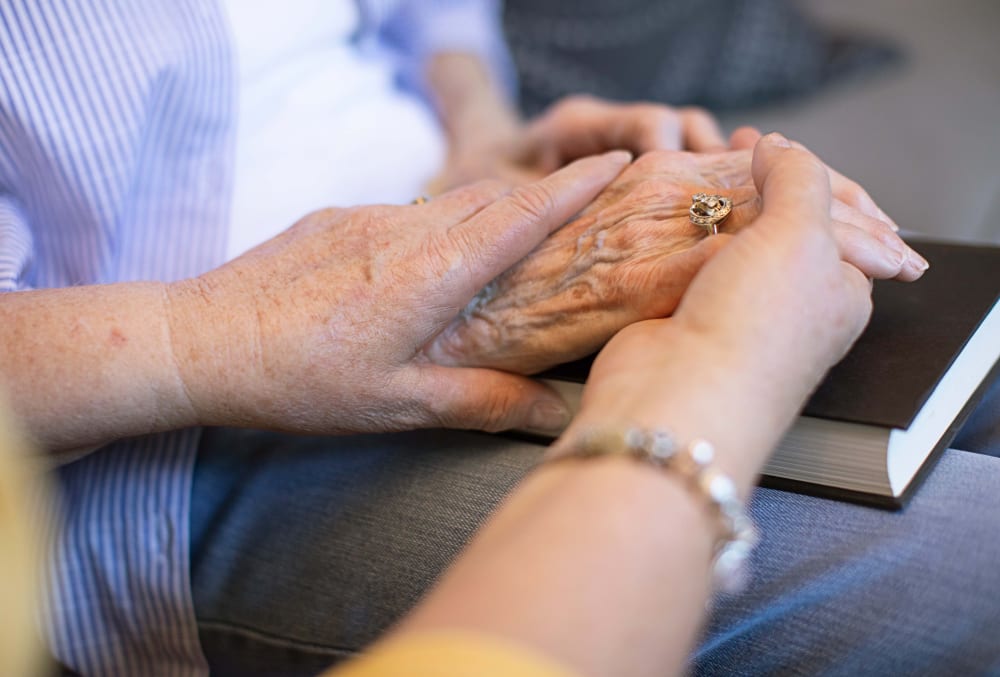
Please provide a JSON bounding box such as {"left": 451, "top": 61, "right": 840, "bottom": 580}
{"left": 689, "top": 193, "right": 732, "bottom": 235}
{"left": 411, "top": 195, "right": 431, "bottom": 205}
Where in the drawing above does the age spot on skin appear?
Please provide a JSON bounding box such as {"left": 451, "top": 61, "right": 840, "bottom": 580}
{"left": 108, "top": 327, "right": 127, "bottom": 347}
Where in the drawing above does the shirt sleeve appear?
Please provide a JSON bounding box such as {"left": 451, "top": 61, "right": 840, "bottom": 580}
{"left": 0, "top": 196, "right": 34, "bottom": 292}
{"left": 378, "top": 0, "right": 518, "bottom": 101}
{"left": 324, "top": 631, "right": 580, "bottom": 677}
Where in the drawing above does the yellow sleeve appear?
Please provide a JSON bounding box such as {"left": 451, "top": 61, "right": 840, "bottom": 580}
{"left": 324, "top": 631, "right": 581, "bottom": 677}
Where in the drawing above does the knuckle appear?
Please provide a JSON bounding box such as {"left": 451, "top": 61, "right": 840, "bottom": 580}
{"left": 680, "top": 105, "right": 711, "bottom": 120}
{"left": 479, "top": 389, "right": 521, "bottom": 432}
{"left": 843, "top": 178, "right": 864, "bottom": 195}
{"left": 468, "top": 178, "right": 511, "bottom": 202}
{"left": 418, "top": 377, "right": 469, "bottom": 429}
{"left": 358, "top": 209, "right": 396, "bottom": 237}
{"left": 844, "top": 180, "right": 871, "bottom": 207}
{"left": 428, "top": 380, "right": 519, "bottom": 432}
{"left": 632, "top": 176, "right": 686, "bottom": 204}
{"left": 423, "top": 395, "right": 457, "bottom": 429}
{"left": 631, "top": 148, "right": 674, "bottom": 171}
{"left": 509, "top": 182, "right": 558, "bottom": 221}
{"left": 295, "top": 206, "right": 341, "bottom": 232}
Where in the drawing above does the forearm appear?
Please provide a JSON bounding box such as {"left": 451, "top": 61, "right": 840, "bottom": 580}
{"left": 393, "top": 457, "right": 715, "bottom": 677}
{"left": 387, "top": 348, "right": 780, "bottom": 676}
{"left": 334, "top": 135, "right": 875, "bottom": 677}
{"left": 0, "top": 283, "right": 196, "bottom": 452}
{"left": 426, "top": 52, "right": 521, "bottom": 156}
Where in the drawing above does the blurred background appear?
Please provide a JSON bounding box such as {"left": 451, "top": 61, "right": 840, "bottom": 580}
{"left": 504, "top": 0, "right": 1000, "bottom": 245}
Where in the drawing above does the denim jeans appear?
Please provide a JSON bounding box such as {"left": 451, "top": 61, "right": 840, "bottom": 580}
{"left": 191, "top": 379, "right": 1000, "bottom": 676}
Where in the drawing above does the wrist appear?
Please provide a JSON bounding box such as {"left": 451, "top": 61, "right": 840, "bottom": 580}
{"left": 0, "top": 282, "right": 201, "bottom": 451}
{"left": 543, "top": 425, "right": 757, "bottom": 593}
{"left": 572, "top": 326, "right": 793, "bottom": 494}
{"left": 164, "top": 275, "right": 260, "bottom": 428}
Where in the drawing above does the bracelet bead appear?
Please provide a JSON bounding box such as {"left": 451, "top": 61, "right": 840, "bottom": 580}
{"left": 546, "top": 425, "right": 758, "bottom": 593}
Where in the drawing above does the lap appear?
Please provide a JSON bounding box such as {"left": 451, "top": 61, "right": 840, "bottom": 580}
{"left": 190, "top": 428, "right": 541, "bottom": 676}
{"left": 953, "top": 374, "right": 1000, "bottom": 456}
{"left": 698, "top": 449, "right": 1000, "bottom": 675}
{"left": 191, "top": 428, "right": 1000, "bottom": 676}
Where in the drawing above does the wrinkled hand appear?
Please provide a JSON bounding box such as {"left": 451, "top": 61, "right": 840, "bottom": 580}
{"left": 425, "top": 146, "right": 926, "bottom": 374}
{"left": 559, "top": 135, "right": 878, "bottom": 483}
{"left": 166, "top": 152, "right": 632, "bottom": 435}
{"left": 431, "top": 95, "right": 725, "bottom": 192}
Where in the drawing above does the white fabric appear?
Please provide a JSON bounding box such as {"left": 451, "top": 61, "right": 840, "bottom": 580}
{"left": 223, "top": 0, "right": 446, "bottom": 259}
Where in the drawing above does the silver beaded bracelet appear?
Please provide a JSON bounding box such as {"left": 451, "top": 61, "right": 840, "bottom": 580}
{"left": 546, "top": 425, "right": 758, "bottom": 594}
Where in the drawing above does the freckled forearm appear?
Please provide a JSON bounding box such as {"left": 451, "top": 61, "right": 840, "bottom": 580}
{"left": 0, "top": 283, "right": 199, "bottom": 453}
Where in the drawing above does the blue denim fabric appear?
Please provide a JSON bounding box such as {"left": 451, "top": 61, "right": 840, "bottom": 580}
{"left": 192, "top": 400, "right": 1000, "bottom": 676}
{"left": 954, "top": 375, "right": 1000, "bottom": 458}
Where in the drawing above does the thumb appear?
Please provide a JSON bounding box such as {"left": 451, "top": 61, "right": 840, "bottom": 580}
{"left": 751, "top": 133, "right": 831, "bottom": 234}
{"left": 415, "top": 366, "right": 572, "bottom": 435}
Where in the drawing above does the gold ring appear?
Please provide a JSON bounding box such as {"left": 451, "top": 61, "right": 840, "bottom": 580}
{"left": 689, "top": 193, "right": 732, "bottom": 235}
{"left": 411, "top": 195, "right": 431, "bottom": 205}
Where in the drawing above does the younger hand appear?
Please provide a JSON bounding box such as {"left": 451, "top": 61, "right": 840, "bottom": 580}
{"left": 561, "top": 135, "right": 876, "bottom": 485}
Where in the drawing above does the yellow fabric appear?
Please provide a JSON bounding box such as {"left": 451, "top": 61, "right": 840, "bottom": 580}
{"left": 0, "top": 397, "right": 45, "bottom": 676}
{"left": 325, "top": 631, "right": 580, "bottom": 677}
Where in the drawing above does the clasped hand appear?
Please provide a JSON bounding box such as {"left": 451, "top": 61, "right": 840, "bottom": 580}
{"left": 166, "top": 152, "right": 632, "bottom": 436}
{"left": 427, "top": 134, "right": 926, "bottom": 374}
{"left": 167, "top": 132, "right": 924, "bottom": 440}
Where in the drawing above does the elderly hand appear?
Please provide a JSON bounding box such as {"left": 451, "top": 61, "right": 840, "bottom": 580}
{"left": 561, "top": 134, "right": 877, "bottom": 487}
{"left": 165, "top": 152, "right": 631, "bottom": 436}
{"left": 431, "top": 95, "right": 726, "bottom": 192}
{"left": 425, "top": 146, "right": 927, "bottom": 374}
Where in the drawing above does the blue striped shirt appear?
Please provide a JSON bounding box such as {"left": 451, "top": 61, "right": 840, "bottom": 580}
{"left": 0, "top": 1, "right": 509, "bottom": 673}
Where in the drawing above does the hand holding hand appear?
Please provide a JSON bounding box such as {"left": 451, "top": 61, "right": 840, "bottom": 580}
{"left": 166, "top": 152, "right": 632, "bottom": 436}
{"left": 561, "top": 134, "right": 876, "bottom": 486}
{"left": 427, "top": 145, "right": 925, "bottom": 375}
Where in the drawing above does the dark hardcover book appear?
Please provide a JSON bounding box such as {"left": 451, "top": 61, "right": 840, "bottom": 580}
{"left": 530, "top": 240, "right": 1000, "bottom": 508}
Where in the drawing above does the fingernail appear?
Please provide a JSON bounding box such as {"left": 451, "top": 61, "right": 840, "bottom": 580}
{"left": 880, "top": 233, "right": 908, "bottom": 266}
{"left": 908, "top": 247, "right": 930, "bottom": 272}
{"left": 526, "top": 399, "right": 572, "bottom": 434}
{"left": 604, "top": 149, "right": 634, "bottom": 164}
{"left": 765, "top": 132, "right": 791, "bottom": 148}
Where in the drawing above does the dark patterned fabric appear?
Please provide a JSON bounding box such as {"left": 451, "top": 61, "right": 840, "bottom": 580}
{"left": 503, "top": 0, "right": 899, "bottom": 115}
